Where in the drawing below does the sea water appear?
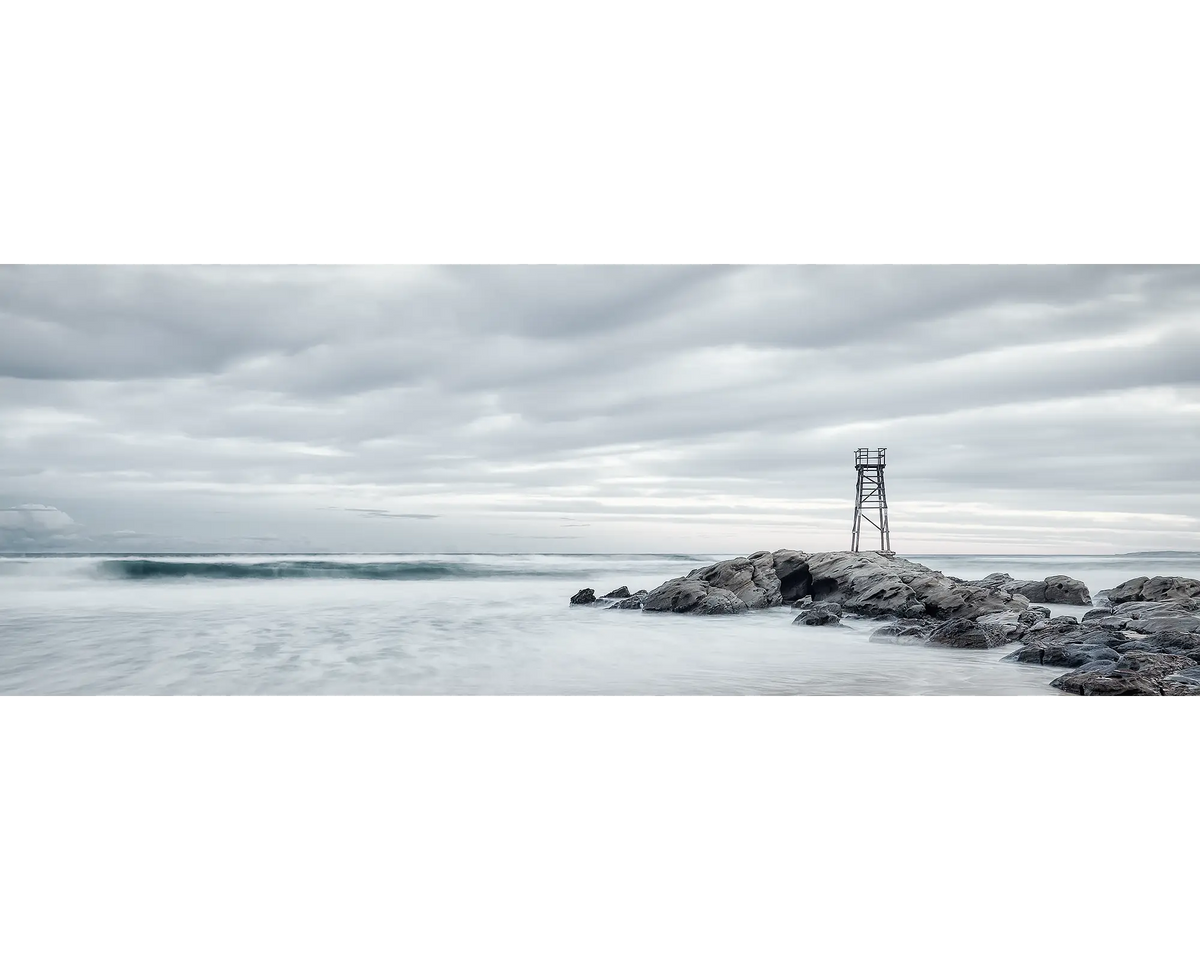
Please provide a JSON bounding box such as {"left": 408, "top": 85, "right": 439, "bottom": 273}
{"left": 2, "top": 552, "right": 1198, "bottom": 695}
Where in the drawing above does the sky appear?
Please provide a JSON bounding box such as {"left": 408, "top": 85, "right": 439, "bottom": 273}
{"left": 2, "top": 264, "right": 1199, "bottom": 555}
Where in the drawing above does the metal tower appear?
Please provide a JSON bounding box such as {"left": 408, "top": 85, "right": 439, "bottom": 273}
{"left": 851, "top": 447, "right": 892, "bottom": 553}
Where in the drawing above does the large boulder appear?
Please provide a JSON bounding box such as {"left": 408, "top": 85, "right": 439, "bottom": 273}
{"left": 642, "top": 577, "right": 749, "bottom": 615}
{"left": 602, "top": 586, "right": 631, "bottom": 599}
{"left": 569, "top": 588, "right": 597, "bottom": 605}
{"left": 803, "top": 552, "right": 1027, "bottom": 620}
{"left": 682, "top": 549, "right": 813, "bottom": 608}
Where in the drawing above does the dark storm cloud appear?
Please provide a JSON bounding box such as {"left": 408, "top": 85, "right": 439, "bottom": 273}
{"left": 2, "top": 265, "right": 1199, "bottom": 553}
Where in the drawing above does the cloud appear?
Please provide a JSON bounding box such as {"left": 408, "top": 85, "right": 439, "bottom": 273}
{"left": 2, "top": 265, "right": 1199, "bottom": 553}
{"left": 0, "top": 503, "right": 81, "bottom": 549}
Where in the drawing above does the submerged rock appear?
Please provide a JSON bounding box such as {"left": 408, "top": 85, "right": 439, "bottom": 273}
{"left": 612, "top": 590, "right": 648, "bottom": 610}
{"left": 869, "top": 618, "right": 932, "bottom": 645}
{"left": 793, "top": 601, "right": 843, "bottom": 626}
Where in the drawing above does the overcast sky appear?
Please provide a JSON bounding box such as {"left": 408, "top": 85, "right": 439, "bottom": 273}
{"left": 2, "top": 265, "right": 1198, "bottom": 555}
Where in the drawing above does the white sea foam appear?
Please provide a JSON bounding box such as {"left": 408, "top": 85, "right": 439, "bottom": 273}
{"left": 1, "top": 552, "right": 1196, "bottom": 694}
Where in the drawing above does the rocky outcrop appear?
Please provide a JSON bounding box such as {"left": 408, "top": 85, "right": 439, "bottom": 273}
{"left": 1003, "top": 597, "right": 1200, "bottom": 694}
{"left": 578, "top": 549, "right": 1029, "bottom": 620}
{"left": 970, "top": 573, "right": 1091, "bottom": 605}
{"left": 568, "top": 550, "right": 1200, "bottom": 694}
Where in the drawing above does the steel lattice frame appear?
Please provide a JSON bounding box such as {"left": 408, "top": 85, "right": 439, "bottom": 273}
{"left": 851, "top": 447, "right": 892, "bottom": 553}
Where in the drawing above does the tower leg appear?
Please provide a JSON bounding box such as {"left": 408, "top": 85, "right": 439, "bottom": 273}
{"left": 851, "top": 469, "right": 864, "bottom": 551}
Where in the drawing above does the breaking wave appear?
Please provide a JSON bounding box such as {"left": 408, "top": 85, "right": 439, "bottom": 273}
{"left": 83, "top": 554, "right": 714, "bottom": 582}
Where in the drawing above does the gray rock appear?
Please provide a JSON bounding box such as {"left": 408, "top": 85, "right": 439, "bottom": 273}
{"left": 803, "top": 552, "right": 1027, "bottom": 620}
{"left": 684, "top": 553, "right": 785, "bottom": 609}
{"left": 1165, "top": 665, "right": 1200, "bottom": 687}
{"left": 1138, "top": 576, "right": 1200, "bottom": 603}
{"left": 869, "top": 618, "right": 933, "bottom": 645}
{"left": 1112, "top": 600, "right": 1199, "bottom": 620}
{"left": 642, "top": 577, "right": 749, "bottom": 615}
{"left": 969, "top": 573, "right": 1091, "bottom": 605}
{"left": 1115, "top": 629, "right": 1200, "bottom": 657}
{"left": 927, "top": 617, "right": 1011, "bottom": 649}
{"left": 1107, "top": 577, "right": 1149, "bottom": 605}
{"left": 612, "top": 590, "right": 648, "bottom": 610}
{"left": 1052, "top": 651, "right": 1200, "bottom": 696}
{"left": 793, "top": 601, "right": 843, "bottom": 626}
{"left": 1130, "top": 615, "right": 1200, "bottom": 635}
{"left": 1019, "top": 606, "right": 1052, "bottom": 625}
{"left": 977, "top": 610, "right": 1028, "bottom": 641}
{"left": 602, "top": 586, "right": 631, "bottom": 599}
{"left": 570, "top": 588, "right": 597, "bottom": 605}
{"left": 771, "top": 549, "right": 812, "bottom": 603}
{"left": 1105, "top": 575, "right": 1200, "bottom": 604}
{"left": 1004, "top": 640, "right": 1119, "bottom": 668}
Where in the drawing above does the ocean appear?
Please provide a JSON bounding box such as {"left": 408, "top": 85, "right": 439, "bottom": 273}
{"left": 2, "top": 551, "right": 1198, "bottom": 695}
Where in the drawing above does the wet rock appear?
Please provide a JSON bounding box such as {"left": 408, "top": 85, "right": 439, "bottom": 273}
{"left": 1004, "top": 640, "right": 1119, "bottom": 668}
{"left": 1052, "top": 651, "right": 1199, "bottom": 696}
{"left": 1113, "top": 629, "right": 1200, "bottom": 657}
{"left": 1019, "top": 606, "right": 1052, "bottom": 625}
{"left": 612, "top": 590, "right": 648, "bottom": 610}
{"left": 602, "top": 586, "right": 631, "bottom": 599}
{"left": 570, "top": 588, "right": 597, "bottom": 605}
{"left": 793, "top": 601, "right": 843, "bottom": 626}
{"left": 977, "top": 610, "right": 1029, "bottom": 641}
{"left": 869, "top": 618, "right": 933, "bottom": 645}
{"left": 1166, "top": 665, "right": 1200, "bottom": 687}
{"left": 927, "top": 617, "right": 1011, "bottom": 649}
{"left": 1130, "top": 615, "right": 1200, "bottom": 635}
